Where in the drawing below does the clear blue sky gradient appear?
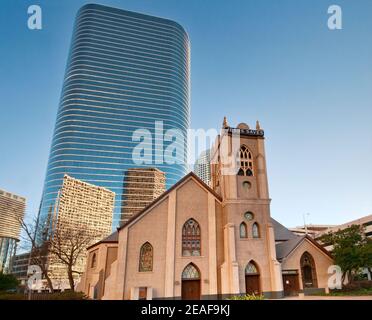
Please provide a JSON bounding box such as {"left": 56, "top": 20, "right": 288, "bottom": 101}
{"left": 0, "top": 0, "right": 371, "bottom": 228}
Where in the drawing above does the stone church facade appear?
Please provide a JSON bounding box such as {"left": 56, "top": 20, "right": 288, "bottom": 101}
{"left": 79, "top": 120, "right": 334, "bottom": 299}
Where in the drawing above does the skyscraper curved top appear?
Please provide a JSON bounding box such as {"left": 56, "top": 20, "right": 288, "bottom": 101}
{"left": 39, "top": 4, "right": 190, "bottom": 227}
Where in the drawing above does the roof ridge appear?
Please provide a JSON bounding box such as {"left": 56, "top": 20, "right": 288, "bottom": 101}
{"left": 117, "top": 172, "right": 222, "bottom": 231}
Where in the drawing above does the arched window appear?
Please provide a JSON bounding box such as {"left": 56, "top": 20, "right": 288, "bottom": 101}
{"left": 252, "top": 223, "right": 260, "bottom": 238}
{"left": 139, "top": 242, "right": 153, "bottom": 272}
{"left": 240, "top": 222, "right": 247, "bottom": 238}
{"left": 182, "top": 219, "right": 201, "bottom": 256}
{"left": 238, "top": 145, "right": 254, "bottom": 176}
{"left": 91, "top": 253, "right": 97, "bottom": 268}
{"left": 300, "top": 252, "right": 318, "bottom": 288}
{"left": 182, "top": 263, "right": 200, "bottom": 279}
{"left": 245, "top": 261, "right": 259, "bottom": 275}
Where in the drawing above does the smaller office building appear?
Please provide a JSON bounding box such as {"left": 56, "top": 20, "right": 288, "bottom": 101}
{"left": 0, "top": 189, "right": 26, "bottom": 273}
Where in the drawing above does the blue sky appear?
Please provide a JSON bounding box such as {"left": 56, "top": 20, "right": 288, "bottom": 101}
{"left": 0, "top": 0, "right": 371, "bottom": 228}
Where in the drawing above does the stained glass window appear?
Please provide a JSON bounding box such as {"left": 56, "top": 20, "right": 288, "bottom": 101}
{"left": 240, "top": 222, "right": 247, "bottom": 238}
{"left": 182, "top": 219, "right": 201, "bottom": 256}
{"left": 252, "top": 223, "right": 260, "bottom": 238}
{"left": 300, "top": 252, "right": 318, "bottom": 288}
{"left": 182, "top": 263, "right": 200, "bottom": 279}
{"left": 245, "top": 262, "right": 259, "bottom": 275}
{"left": 139, "top": 242, "right": 153, "bottom": 272}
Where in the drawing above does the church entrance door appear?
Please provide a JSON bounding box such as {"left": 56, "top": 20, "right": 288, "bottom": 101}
{"left": 181, "top": 263, "right": 201, "bottom": 300}
{"left": 283, "top": 273, "right": 300, "bottom": 296}
{"left": 245, "top": 275, "right": 260, "bottom": 295}
{"left": 245, "top": 261, "right": 261, "bottom": 295}
{"left": 181, "top": 279, "right": 200, "bottom": 300}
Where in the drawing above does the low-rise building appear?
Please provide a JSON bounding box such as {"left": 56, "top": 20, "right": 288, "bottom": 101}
{"left": 0, "top": 189, "right": 26, "bottom": 273}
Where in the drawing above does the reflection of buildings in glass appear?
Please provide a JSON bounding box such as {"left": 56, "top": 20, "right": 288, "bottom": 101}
{"left": 0, "top": 189, "right": 26, "bottom": 273}
{"left": 38, "top": 3, "right": 190, "bottom": 228}
{"left": 121, "top": 168, "right": 166, "bottom": 224}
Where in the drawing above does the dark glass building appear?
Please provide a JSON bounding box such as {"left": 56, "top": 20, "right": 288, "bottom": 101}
{"left": 39, "top": 4, "right": 190, "bottom": 227}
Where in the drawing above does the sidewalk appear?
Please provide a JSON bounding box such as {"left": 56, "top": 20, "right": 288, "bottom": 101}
{"left": 282, "top": 295, "right": 372, "bottom": 300}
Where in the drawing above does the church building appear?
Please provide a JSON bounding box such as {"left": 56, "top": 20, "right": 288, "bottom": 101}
{"left": 79, "top": 119, "right": 334, "bottom": 300}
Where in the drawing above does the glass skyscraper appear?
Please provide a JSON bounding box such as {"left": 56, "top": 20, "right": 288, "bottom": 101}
{"left": 38, "top": 4, "right": 190, "bottom": 227}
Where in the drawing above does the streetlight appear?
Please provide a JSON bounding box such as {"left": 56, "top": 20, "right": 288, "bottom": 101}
{"left": 303, "top": 213, "right": 310, "bottom": 235}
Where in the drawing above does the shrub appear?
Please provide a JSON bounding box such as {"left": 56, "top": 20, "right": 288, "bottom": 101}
{"left": 0, "top": 291, "right": 89, "bottom": 300}
{"left": 49, "top": 291, "right": 89, "bottom": 300}
{"left": 0, "top": 272, "right": 19, "bottom": 292}
{"left": 0, "top": 292, "right": 25, "bottom": 300}
{"left": 227, "top": 294, "right": 264, "bottom": 300}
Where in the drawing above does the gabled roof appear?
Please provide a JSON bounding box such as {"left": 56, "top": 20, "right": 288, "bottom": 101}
{"left": 276, "top": 236, "right": 304, "bottom": 261}
{"left": 275, "top": 235, "right": 333, "bottom": 261}
{"left": 271, "top": 218, "right": 298, "bottom": 242}
{"left": 87, "top": 231, "right": 119, "bottom": 250}
{"left": 117, "top": 172, "right": 222, "bottom": 231}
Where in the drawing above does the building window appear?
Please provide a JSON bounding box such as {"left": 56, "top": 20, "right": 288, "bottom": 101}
{"left": 138, "top": 287, "right": 147, "bottom": 300}
{"left": 91, "top": 253, "right": 97, "bottom": 268}
{"left": 244, "top": 211, "right": 254, "bottom": 221}
{"left": 252, "top": 223, "right": 260, "bottom": 238}
{"left": 240, "top": 222, "right": 248, "bottom": 238}
{"left": 139, "top": 242, "right": 153, "bottom": 272}
{"left": 242, "top": 181, "right": 251, "bottom": 190}
{"left": 182, "top": 263, "right": 200, "bottom": 279}
{"left": 238, "top": 145, "right": 254, "bottom": 176}
{"left": 182, "top": 219, "right": 201, "bottom": 256}
{"left": 245, "top": 261, "right": 259, "bottom": 275}
{"left": 300, "top": 252, "right": 318, "bottom": 288}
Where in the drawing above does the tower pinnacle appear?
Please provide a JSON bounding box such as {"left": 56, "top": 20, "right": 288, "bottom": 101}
{"left": 222, "top": 116, "right": 229, "bottom": 128}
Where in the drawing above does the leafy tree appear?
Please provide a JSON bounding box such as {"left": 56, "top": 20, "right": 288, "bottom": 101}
{"left": 319, "top": 224, "right": 372, "bottom": 285}
{"left": 0, "top": 272, "right": 19, "bottom": 292}
{"left": 361, "top": 237, "right": 372, "bottom": 276}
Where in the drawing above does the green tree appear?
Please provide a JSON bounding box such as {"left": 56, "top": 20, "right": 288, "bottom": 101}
{"left": 361, "top": 237, "right": 372, "bottom": 277}
{"left": 319, "top": 225, "right": 372, "bottom": 285}
{"left": 0, "top": 272, "right": 19, "bottom": 292}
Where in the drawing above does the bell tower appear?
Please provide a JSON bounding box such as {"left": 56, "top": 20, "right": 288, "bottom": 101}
{"left": 210, "top": 118, "right": 283, "bottom": 298}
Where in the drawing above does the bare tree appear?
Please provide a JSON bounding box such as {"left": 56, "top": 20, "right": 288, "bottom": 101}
{"left": 18, "top": 216, "right": 54, "bottom": 292}
{"left": 47, "top": 223, "right": 102, "bottom": 291}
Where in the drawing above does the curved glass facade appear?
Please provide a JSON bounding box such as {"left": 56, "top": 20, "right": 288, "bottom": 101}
{"left": 39, "top": 4, "right": 190, "bottom": 227}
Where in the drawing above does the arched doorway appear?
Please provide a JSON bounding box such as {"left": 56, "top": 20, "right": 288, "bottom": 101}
{"left": 300, "top": 252, "right": 318, "bottom": 288}
{"left": 245, "top": 261, "right": 261, "bottom": 295}
{"left": 181, "top": 263, "right": 201, "bottom": 300}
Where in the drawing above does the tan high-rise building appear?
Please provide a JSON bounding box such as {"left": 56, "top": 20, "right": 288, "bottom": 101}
{"left": 48, "top": 175, "right": 115, "bottom": 289}
{"left": 121, "top": 168, "right": 166, "bottom": 224}
{"left": 0, "top": 189, "right": 26, "bottom": 273}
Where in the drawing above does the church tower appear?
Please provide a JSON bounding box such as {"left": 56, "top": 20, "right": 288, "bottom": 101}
{"left": 210, "top": 119, "right": 283, "bottom": 298}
